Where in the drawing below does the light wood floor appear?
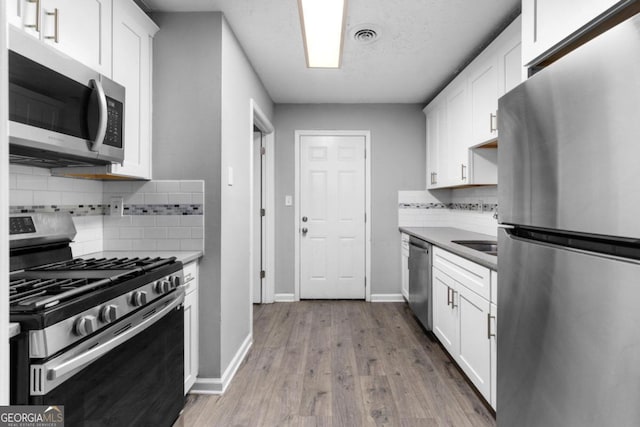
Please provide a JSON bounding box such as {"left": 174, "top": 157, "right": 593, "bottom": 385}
{"left": 173, "top": 301, "right": 496, "bottom": 427}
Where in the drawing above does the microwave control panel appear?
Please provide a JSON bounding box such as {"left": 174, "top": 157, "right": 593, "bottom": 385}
{"left": 105, "top": 97, "right": 124, "bottom": 149}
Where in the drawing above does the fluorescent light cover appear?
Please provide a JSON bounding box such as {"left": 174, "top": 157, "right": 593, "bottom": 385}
{"left": 298, "top": 0, "right": 347, "bottom": 68}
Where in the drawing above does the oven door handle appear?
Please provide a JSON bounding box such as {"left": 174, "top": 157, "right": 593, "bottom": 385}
{"left": 47, "top": 293, "right": 183, "bottom": 381}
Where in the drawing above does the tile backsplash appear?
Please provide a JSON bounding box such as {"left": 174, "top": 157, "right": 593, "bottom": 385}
{"left": 102, "top": 181, "right": 204, "bottom": 252}
{"left": 398, "top": 188, "right": 498, "bottom": 236}
{"left": 10, "top": 165, "right": 105, "bottom": 256}
{"left": 9, "top": 164, "right": 205, "bottom": 256}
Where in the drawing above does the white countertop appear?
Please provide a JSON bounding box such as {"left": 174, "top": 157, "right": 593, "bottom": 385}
{"left": 9, "top": 322, "right": 20, "bottom": 338}
{"left": 82, "top": 250, "right": 203, "bottom": 265}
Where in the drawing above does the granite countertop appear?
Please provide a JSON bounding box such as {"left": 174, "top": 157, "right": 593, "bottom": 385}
{"left": 83, "top": 250, "right": 203, "bottom": 265}
{"left": 399, "top": 227, "right": 498, "bottom": 270}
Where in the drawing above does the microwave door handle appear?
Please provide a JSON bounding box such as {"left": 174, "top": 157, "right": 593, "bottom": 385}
{"left": 89, "top": 79, "right": 108, "bottom": 152}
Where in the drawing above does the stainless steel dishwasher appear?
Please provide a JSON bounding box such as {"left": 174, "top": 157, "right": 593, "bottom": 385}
{"left": 408, "top": 236, "right": 432, "bottom": 330}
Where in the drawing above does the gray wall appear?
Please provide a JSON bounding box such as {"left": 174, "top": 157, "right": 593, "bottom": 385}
{"left": 274, "top": 104, "right": 426, "bottom": 296}
{"left": 152, "top": 12, "right": 223, "bottom": 378}
{"left": 152, "top": 12, "right": 274, "bottom": 381}
{"left": 219, "top": 18, "right": 274, "bottom": 371}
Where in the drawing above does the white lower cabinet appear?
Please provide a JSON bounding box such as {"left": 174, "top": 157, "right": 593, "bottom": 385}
{"left": 183, "top": 260, "right": 199, "bottom": 394}
{"left": 432, "top": 268, "right": 460, "bottom": 355}
{"left": 458, "top": 284, "right": 491, "bottom": 399}
{"left": 401, "top": 233, "right": 410, "bottom": 299}
{"left": 432, "top": 247, "right": 497, "bottom": 409}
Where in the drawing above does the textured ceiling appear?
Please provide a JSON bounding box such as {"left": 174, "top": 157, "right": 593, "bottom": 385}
{"left": 138, "top": 0, "right": 521, "bottom": 103}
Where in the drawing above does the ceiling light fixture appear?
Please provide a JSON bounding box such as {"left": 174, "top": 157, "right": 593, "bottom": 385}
{"left": 298, "top": 0, "right": 347, "bottom": 68}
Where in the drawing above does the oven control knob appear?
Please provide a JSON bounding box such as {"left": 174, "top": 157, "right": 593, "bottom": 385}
{"left": 74, "top": 315, "right": 98, "bottom": 337}
{"left": 99, "top": 305, "right": 118, "bottom": 323}
{"left": 171, "top": 275, "right": 181, "bottom": 288}
{"left": 131, "top": 291, "right": 148, "bottom": 307}
{"left": 154, "top": 280, "right": 167, "bottom": 294}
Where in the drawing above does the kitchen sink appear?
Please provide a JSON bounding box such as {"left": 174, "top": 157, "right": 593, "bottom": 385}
{"left": 452, "top": 240, "right": 498, "bottom": 256}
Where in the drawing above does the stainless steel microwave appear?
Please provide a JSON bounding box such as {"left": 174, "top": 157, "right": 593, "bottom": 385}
{"left": 8, "top": 27, "right": 125, "bottom": 168}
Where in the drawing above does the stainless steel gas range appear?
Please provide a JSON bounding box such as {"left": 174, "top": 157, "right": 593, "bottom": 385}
{"left": 9, "top": 212, "right": 185, "bottom": 426}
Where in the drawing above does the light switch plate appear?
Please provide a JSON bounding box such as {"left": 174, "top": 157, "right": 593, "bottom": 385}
{"left": 285, "top": 195, "right": 293, "bottom": 206}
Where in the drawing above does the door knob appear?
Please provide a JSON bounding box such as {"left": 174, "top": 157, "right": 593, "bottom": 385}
{"left": 302, "top": 216, "right": 308, "bottom": 222}
{"left": 301, "top": 227, "right": 308, "bottom": 235}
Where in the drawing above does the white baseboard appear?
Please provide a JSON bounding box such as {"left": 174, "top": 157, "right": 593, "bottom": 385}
{"left": 274, "top": 293, "right": 295, "bottom": 302}
{"left": 190, "top": 333, "right": 252, "bottom": 395}
{"left": 370, "top": 293, "right": 405, "bottom": 302}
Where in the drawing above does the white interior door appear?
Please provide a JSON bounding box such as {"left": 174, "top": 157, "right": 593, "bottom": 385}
{"left": 299, "top": 134, "right": 366, "bottom": 299}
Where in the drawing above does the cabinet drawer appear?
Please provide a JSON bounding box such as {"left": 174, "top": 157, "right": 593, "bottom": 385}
{"left": 183, "top": 261, "right": 198, "bottom": 295}
{"left": 433, "top": 247, "right": 491, "bottom": 300}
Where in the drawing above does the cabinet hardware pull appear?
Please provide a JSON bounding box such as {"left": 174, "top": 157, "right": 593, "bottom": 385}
{"left": 461, "top": 164, "right": 467, "bottom": 181}
{"left": 25, "top": 0, "right": 41, "bottom": 32}
{"left": 451, "top": 290, "right": 457, "bottom": 309}
{"left": 487, "top": 313, "right": 496, "bottom": 339}
{"left": 45, "top": 8, "right": 59, "bottom": 43}
{"left": 446, "top": 287, "right": 451, "bottom": 306}
{"left": 490, "top": 112, "right": 497, "bottom": 133}
{"left": 433, "top": 172, "right": 437, "bottom": 184}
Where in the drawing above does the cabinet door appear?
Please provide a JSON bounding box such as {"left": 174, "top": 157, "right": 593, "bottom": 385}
{"left": 401, "top": 237, "right": 409, "bottom": 300}
{"left": 184, "top": 290, "right": 199, "bottom": 394}
{"left": 457, "top": 285, "right": 491, "bottom": 400}
{"left": 497, "top": 16, "right": 524, "bottom": 96}
{"left": 445, "top": 77, "right": 470, "bottom": 185}
{"left": 425, "top": 101, "right": 445, "bottom": 189}
{"left": 432, "top": 268, "right": 459, "bottom": 356}
{"left": 490, "top": 302, "right": 497, "bottom": 409}
{"left": 469, "top": 54, "right": 498, "bottom": 145}
{"left": 41, "top": 0, "right": 112, "bottom": 75}
{"left": 8, "top": 0, "right": 40, "bottom": 37}
{"left": 522, "top": 0, "right": 632, "bottom": 66}
{"left": 111, "top": 1, "right": 156, "bottom": 179}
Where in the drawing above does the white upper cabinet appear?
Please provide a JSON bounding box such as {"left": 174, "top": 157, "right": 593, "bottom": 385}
{"left": 425, "top": 95, "right": 448, "bottom": 189}
{"left": 446, "top": 75, "right": 471, "bottom": 186}
{"left": 109, "top": 0, "right": 158, "bottom": 179}
{"left": 469, "top": 52, "right": 498, "bottom": 146}
{"left": 425, "top": 16, "right": 522, "bottom": 189}
{"left": 522, "top": 0, "right": 634, "bottom": 66}
{"left": 8, "top": 0, "right": 112, "bottom": 76}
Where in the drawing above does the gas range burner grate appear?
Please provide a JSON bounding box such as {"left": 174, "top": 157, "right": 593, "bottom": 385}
{"left": 33, "top": 256, "right": 175, "bottom": 272}
{"left": 10, "top": 277, "right": 112, "bottom": 310}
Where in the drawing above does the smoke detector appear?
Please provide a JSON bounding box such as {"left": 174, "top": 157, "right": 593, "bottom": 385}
{"left": 350, "top": 25, "right": 380, "bottom": 44}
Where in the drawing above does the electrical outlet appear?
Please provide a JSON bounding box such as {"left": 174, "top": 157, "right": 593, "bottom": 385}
{"left": 110, "top": 197, "right": 123, "bottom": 217}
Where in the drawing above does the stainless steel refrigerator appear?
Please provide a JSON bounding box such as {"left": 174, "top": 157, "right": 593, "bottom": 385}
{"left": 497, "top": 13, "right": 640, "bottom": 427}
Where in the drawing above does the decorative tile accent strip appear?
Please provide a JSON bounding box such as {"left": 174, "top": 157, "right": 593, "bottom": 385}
{"left": 399, "top": 203, "right": 448, "bottom": 209}
{"left": 122, "top": 204, "right": 203, "bottom": 215}
{"left": 10, "top": 204, "right": 107, "bottom": 216}
{"left": 399, "top": 202, "right": 498, "bottom": 212}
{"left": 9, "top": 203, "right": 204, "bottom": 216}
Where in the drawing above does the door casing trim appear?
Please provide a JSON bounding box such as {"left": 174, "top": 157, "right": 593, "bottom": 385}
{"left": 249, "top": 99, "right": 275, "bottom": 311}
{"left": 294, "top": 130, "right": 372, "bottom": 302}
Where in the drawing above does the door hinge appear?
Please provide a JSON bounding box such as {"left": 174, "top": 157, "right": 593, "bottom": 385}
{"left": 260, "top": 270, "right": 266, "bottom": 279}
{"left": 260, "top": 208, "right": 265, "bottom": 217}
{"left": 260, "top": 147, "right": 266, "bottom": 155}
